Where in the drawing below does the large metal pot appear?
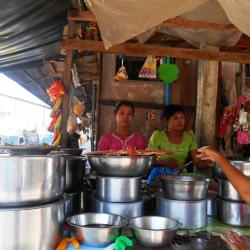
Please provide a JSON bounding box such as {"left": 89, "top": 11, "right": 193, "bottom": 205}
{"left": 91, "top": 194, "right": 154, "bottom": 219}
{"left": 65, "top": 156, "right": 86, "bottom": 192}
{"left": 67, "top": 213, "right": 128, "bottom": 247}
{"left": 65, "top": 191, "right": 86, "bottom": 216}
{"left": 96, "top": 176, "right": 141, "bottom": 202}
{"left": 0, "top": 155, "right": 65, "bottom": 206}
{"left": 218, "top": 178, "right": 243, "bottom": 202}
{"left": 215, "top": 160, "right": 250, "bottom": 179}
{"left": 217, "top": 198, "right": 250, "bottom": 227}
{"left": 0, "top": 195, "right": 67, "bottom": 250}
{"left": 160, "top": 176, "right": 210, "bottom": 201}
{"left": 87, "top": 154, "right": 154, "bottom": 177}
{"left": 156, "top": 193, "right": 207, "bottom": 229}
{"left": 129, "top": 216, "right": 181, "bottom": 248}
{"left": 206, "top": 191, "right": 217, "bottom": 217}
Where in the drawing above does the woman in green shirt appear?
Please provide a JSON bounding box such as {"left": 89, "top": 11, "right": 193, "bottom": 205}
{"left": 147, "top": 104, "right": 205, "bottom": 183}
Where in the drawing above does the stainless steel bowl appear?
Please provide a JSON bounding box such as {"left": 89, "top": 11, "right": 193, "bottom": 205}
{"left": 130, "top": 216, "right": 181, "bottom": 247}
{"left": 156, "top": 193, "right": 207, "bottom": 229}
{"left": 96, "top": 176, "right": 141, "bottom": 202}
{"left": 160, "top": 176, "right": 210, "bottom": 201}
{"left": 215, "top": 160, "right": 250, "bottom": 179}
{"left": 217, "top": 198, "right": 250, "bottom": 227}
{"left": 218, "top": 178, "right": 243, "bottom": 202}
{"left": 0, "top": 155, "right": 65, "bottom": 206}
{"left": 91, "top": 194, "right": 154, "bottom": 219}
{"left": 87, "top": 154, "right": 154, "bottom": 177}
{"left": 67, "top": 213, "right": 128, "bottom": 247}
{"left": 0, "top": 195, "right": 67, "bottom": 250}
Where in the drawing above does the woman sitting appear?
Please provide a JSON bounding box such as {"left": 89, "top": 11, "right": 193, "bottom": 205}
{"left": 97, "top": 100, "right": 146, "bottom": 151}
{"left": 147, "top": 104, "right": 207, "bottom": 183}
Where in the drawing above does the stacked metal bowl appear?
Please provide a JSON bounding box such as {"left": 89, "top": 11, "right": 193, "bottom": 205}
{"left": 216, "top": 160, "right": 250, "bottom": 227}
{"left": 156, "top": 175, "right": 210, "bottom": 229}
{"left": 87, "top": 153, "right": 154, "bottom": 219}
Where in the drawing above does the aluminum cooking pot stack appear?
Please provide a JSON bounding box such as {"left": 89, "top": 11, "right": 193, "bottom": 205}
{"left": 156, "top": 176, "right": 210, "bottom": 229}
{"left": 216, "top": 160, "right": 250, "bottom": 227}
{"left": 87, "top": 154, "right": 154, "bottom": 219}
{"left": 48, "top": 150, "right": 87, "bottom": 216}
{"left": 0, "top": 153, "right": 69, "bottom": 250}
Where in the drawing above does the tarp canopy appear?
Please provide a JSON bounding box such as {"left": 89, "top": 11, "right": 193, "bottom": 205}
{"left": 0, "top": 0, "right": 69, "bottom": 105}
{"left": 86, "top": 0, "right": 249, "bottom": 49}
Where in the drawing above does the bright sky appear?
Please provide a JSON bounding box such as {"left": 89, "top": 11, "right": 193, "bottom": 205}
{"left": 0, "top": 73, "right": 49, "bottom": 107}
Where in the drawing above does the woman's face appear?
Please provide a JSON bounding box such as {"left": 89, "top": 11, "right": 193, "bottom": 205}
{"left": 167, "top": 112, "right": 185, "bottom": 131}
{"left": 115, "top": 105, "right": 134, "bottom": 128}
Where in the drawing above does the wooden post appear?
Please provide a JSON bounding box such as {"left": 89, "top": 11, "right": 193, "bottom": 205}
{"left": 61, "top": 18, "right": 75, "bottom": 147}
{"left": 196, "top": 47, "right": 219, "bottom": 147}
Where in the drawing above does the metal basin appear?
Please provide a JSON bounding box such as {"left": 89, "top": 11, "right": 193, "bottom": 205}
{"left": 96, "top": 176, "right": 141, "bottom": 202}
{"left": 160, "top": 176, "right": 210, "bottom": 201}
{"left": 156, "top": 193, "right": 207, "bottom": 229}
{"left": 218, "top": 178, "right": 243, "bottom": 202}
{"left": 91, "top": 194, "right": 154, "bottom": 219}
{"left": 215, "top": 160, "right": 250, "bottom": 179}
{"left": 0, "top": 195, "right": 67, "bottom": 250}
{"left": 66, "top": 213, "right": 128, "bottom": 247}
{"left": 0, "top": 155, "right": 65, "bottom": 206}
{"left": 217, "top": 198, "right": 250, "bottom": 227}
{"left": 86, "top": 154, "right": 154, "bottom": 177}
{"left": 129, "top": 216, "right": 181, "bottom": 248}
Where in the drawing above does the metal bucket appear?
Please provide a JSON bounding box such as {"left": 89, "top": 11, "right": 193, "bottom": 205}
{"left": 96, "top": 176, "right": 141, "bottom": 202}
{"left": 0, "top": 195, "right": 67, "bottom": 250}
{"left": 0, "top": 155, "right": 65, "bottom": 206}
{"left": 156, "top": 193, "right": 207, "bottom": 229}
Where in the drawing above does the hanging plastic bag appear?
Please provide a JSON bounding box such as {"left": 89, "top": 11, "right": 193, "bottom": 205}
{"left": 114, "top": 56, "right": 128, "bottom": 81}
{"left": 139, "top": 55, "right": 157, "bottom": 79}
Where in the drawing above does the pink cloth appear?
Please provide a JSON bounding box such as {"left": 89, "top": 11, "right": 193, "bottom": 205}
{"left": 97, "top": 133, "right": 147, "bottom": 151}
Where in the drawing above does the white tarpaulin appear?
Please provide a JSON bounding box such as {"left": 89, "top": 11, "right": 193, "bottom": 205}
{"left": 85, "top": 0, "right": 250, "bottom": 49}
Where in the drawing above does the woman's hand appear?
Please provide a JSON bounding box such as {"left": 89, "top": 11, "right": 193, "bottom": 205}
{"left": 221, "top": 230, "right": 250, "bottom": 250}
{"left": 196, "top": 146, "right": 223, "bottom": 163}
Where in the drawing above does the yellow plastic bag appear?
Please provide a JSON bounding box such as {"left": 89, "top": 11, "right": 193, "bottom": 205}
{"left": 139, "top": 55, "right": 157, "bottom": 79}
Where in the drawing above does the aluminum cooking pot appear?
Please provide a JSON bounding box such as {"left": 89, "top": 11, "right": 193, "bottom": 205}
{"left": 218, "top": 178, "right": 243, "bottom": 202}
{"left": 0, "top": 195, "right": 67, "bottom": 250}
{"left": 87, "top": 154, "right": 154, "bottom": 177}
{"left": 156, "top": 193, "right": 207, "bottom": 229}
{"left": 96, "top": 176, "right": 141, "bottom": 202}
{"left": 217, "top": 198, "right": 250, "bottom": 227}
{"left": 0, "top": 155, "right": 65, "bottom": 206}
{"left": 215, "top": 160, "right": 250, "bottom": 179}
{"left": 65, "top": 156, "right": 86, "bottom": 192}
{"left": 160, "top": 175, "right": 210, "bottom": 201}
{"left": 48, "top": 152, "right": 86, "bottom": 193}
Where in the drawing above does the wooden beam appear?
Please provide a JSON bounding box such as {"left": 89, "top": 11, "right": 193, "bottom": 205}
{"left": 68, "top": 10, "right": 238, "bottom": 31}
{"left": 61, "top": 39, "right": 250, "bottom": 64}
{"left": 161, "top": 16, "right": 238, "bottom": 31}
